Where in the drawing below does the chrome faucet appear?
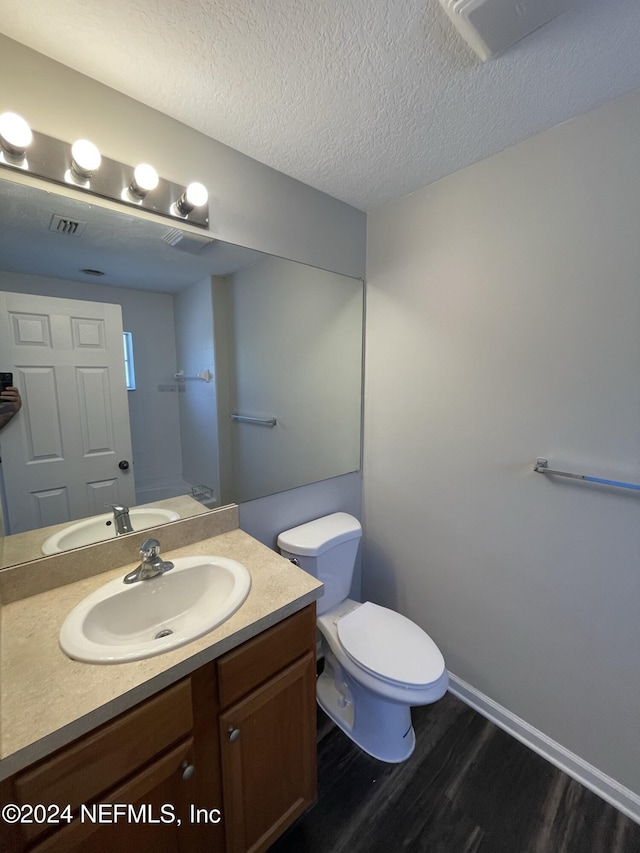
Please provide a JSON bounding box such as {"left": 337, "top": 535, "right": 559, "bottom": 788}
{"left": 106, "top": 504, "right": 133, "bottom": 535}
{"left": 123, "top": 538, "right": 174, "bottom": 584}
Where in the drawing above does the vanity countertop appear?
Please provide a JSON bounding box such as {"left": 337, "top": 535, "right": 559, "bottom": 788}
{"left": 0, "top": 527, "right": 323, "bottom": 781}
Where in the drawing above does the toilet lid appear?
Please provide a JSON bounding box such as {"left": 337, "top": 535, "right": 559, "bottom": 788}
{"left": 336, "top": 602, "right": 445, "bottom": 688}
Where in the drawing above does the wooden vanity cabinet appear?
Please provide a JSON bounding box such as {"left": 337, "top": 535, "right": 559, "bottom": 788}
{"left": 0, "top": 604, "right": 316, "bottom": 853}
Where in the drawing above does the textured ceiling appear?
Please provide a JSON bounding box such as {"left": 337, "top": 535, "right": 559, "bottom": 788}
{"left": 1, "top": 0, "right": 639, "bottom": 212}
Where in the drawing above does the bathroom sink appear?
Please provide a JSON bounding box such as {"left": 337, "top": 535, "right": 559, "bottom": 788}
{"left": 59, "top": 555, "right": 251, "bottom": 663}
{"left": 41, "top": 508, "right": 180, "bottom": 555}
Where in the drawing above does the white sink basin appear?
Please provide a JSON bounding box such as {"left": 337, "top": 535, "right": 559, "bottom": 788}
{"left": 41, "top": 508, "right": 180, "bottom": 555}
{"left": 59, "top": 555, "right": 251, "bottom": 663}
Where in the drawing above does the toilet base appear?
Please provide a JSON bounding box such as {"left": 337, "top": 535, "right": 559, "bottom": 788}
{"left": 316, "top": 650, "right": 416, "bottom": 763}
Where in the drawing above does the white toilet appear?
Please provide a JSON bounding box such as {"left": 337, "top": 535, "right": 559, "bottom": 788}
{"left": 277, "top": 512, "right": 448, "bottom": 763}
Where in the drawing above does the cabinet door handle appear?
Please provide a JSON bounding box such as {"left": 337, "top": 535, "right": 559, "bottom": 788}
{"left": 228, "top": 726, "right": 240, "bottom": 742}
{"left": 181, "top": 760, "right": 196, "bottom": 780}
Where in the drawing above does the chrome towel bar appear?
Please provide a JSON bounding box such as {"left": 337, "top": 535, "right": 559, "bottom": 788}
{"left": 230, "top": 413, "right": 277, "bottom": 427}
{"left": 175, "top": 369, "right": 212, "bottom": 383}
{"left": 534, "top": 458, "right": 640, "bottom": 492}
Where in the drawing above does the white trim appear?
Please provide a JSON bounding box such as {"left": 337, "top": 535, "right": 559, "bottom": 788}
{"left": 447, "top": 672, "right": 640, "bottom": 826}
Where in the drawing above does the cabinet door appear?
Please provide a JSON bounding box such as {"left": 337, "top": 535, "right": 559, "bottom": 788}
{"left": 219, "top": 652, "right": 316, "bottom": 853}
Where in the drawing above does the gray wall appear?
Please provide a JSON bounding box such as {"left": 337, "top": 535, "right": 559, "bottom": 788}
{"left": 228, "top": 255, "right": 362, "bottom": 501}
{"left": 364, "top": 89, "right": 640, "bottom": 805}
{"left": 0, "top": 35, "right": 366, "bottom": 548}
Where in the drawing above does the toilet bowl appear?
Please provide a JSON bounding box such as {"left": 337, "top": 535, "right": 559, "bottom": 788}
{"left": 316, "top": 598, "right": 448, "bottom": 761}
{"left": 278, "top": 513, "right": 448, "bottom": 763}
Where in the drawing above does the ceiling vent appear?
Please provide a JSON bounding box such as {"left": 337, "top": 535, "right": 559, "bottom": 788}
{"left": 439, "top": 0, "right": 575, "bottom": 61}
{"left": 162, "top": 227, "right": 215, "bottom": 255}
{"left": 49, "top": 214, "right": 87, "bottom": 237}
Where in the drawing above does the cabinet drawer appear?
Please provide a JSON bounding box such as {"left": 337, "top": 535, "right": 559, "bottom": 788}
{"left": 14, "top": 677, "right": 193, "bottom": 820}
{"left": 217, "top": 605, "right": 316, "bottom": 709}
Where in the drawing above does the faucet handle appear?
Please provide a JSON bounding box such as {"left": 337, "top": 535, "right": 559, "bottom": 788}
{"left": 106, "top": 503, "right": 129, "bottom": 514}
{"left": 140, "top": 538, "right": 161, "bottom": 558}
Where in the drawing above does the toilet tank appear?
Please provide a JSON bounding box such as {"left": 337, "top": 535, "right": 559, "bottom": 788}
{"left": 277, "top": 512, "right": 362, "bottom": 615}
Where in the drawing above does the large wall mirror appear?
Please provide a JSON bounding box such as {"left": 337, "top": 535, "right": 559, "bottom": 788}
{"left": 0, "top": 175, "right": 364, "bottom": 568}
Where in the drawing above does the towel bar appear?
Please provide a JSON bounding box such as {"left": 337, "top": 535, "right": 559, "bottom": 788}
{"left": 534, "top": 458, "right": 640, "bottom": 492}
{"left": 230, "top": 413, "right": 277, "bottom": 427}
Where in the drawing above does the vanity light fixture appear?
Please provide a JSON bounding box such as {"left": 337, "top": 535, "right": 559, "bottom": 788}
{"left": 0, "top": 111, "right": 32, "bottom": 162}
{"left": 173, "top": 181, "right": 209, "bottom": 217}
{"left": 0, "top": 110, "right": 210, "bottom": 228}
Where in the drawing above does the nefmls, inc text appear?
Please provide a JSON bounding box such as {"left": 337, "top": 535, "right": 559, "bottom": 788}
{"left": 78, "top": 803, "right": 222, "bottom": 825}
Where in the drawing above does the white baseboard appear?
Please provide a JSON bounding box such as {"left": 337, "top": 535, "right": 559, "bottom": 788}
{"left": 447, "top": 672, "right": 640, "bottom": 826}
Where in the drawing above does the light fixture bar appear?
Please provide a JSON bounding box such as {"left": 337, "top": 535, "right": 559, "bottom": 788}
{"left": 0, "top": 126, "right": 209, "bottom": 228}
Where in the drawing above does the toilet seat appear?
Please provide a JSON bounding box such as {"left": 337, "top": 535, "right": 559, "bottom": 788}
{"left": 336, "top": 602, "right": 445, "bottom": 688}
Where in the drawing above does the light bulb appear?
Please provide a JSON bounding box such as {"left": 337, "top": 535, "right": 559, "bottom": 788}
{"left": 71, "top": 139, "right": 101, "bottom": 178}
{"left": 0, "top": 112, "right": 32, "bottom": 157}
{"left": 130, "top": 163, "right": 159, "bottom": 197}
{"left": 174, "top": 181, "right": 209, "bottom": 216}
{"left": 185, "top": 182, "right": 208, "bottom": 207}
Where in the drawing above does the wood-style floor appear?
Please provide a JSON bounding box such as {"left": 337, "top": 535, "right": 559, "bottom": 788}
{"left": 268, "top": 691, "right": 640, "bottom": 853}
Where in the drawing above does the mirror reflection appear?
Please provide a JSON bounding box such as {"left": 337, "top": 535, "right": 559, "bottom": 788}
{"left": 0, "top": 176, "right": 364, "bottom": 567}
